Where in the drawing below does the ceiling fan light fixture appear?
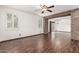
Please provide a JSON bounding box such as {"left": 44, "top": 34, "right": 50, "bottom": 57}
{"left": 42, "top": 9, "right": 47, "bottom": 11}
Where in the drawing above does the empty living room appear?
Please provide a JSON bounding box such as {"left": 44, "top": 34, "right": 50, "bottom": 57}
{"left": 0, "top": 5, "right": 79, "bottom": 53}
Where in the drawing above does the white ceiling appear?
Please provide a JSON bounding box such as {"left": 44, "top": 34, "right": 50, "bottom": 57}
{"left": 0, "top": 5, "right": 79, "bottom": 16}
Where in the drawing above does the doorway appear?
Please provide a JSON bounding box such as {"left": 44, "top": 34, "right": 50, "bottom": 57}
{"left": 49, "top": 16, "right": 71, "bottom": 33}
{"left": 50, "top": 21, "right": 55, "bottom": 33}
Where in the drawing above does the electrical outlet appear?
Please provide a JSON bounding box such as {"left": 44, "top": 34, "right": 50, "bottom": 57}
{"left": 19, "top": 34, "right": 21, "bottom": 36}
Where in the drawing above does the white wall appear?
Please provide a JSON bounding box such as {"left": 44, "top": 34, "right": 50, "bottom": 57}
{"left": 0, "top": 7, "right": 43, "bottom": 41}
{"left": 49, "top": 16, "right": 71, "bottom": 32}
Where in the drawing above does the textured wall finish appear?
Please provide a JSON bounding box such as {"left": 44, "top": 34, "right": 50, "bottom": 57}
{"left": 71, "top": 9, "right": 79, "bottom": 40}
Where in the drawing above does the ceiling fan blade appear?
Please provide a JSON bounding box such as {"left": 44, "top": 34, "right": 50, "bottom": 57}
{"left": 41, "top": 11, "right": 44, "bottom": 14}
{"left": 40, "top": 5, "right": 43, "bottom": 9}
{"left": 47, "top": 10, "right": 52, "bottom": 12}
{"left": 48, "top": 5, "right": 54, "bottom": 8}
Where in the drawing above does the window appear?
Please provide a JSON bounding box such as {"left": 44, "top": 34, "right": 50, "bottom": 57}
{"left": 7, "top": 13, "right": 18, "bottom": 30}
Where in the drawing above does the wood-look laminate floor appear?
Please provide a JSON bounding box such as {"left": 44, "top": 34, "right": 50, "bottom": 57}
{"left": 0, "top": 32, "right": 78, "bottom": 53}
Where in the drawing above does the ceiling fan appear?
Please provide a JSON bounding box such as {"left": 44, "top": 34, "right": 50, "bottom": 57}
{"left": 40, "top": 5, "right": 54, "bottom": 14}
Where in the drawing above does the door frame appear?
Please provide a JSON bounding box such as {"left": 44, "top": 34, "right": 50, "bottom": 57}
{"left": 50, "top": 21, "right": 55, "bottom": 33}
{"left": 43, "top": 10, "right": 71, "bottom": 34}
